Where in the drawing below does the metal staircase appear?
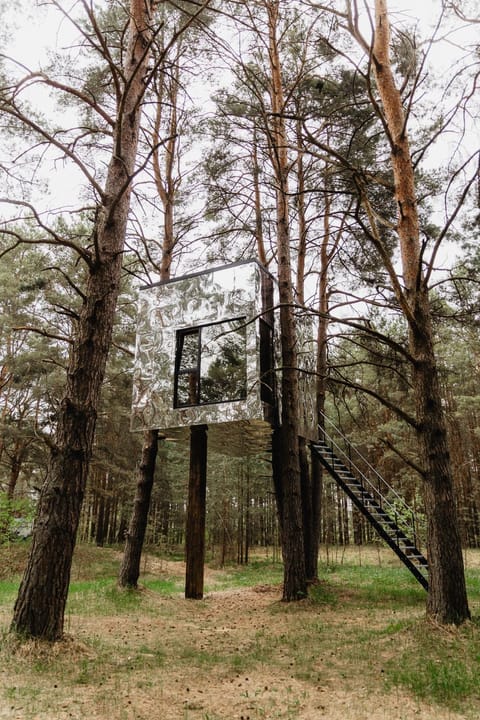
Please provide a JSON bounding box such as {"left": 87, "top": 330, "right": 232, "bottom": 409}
{"left": 312, "top": 415, "right": 429, "bottom": 590}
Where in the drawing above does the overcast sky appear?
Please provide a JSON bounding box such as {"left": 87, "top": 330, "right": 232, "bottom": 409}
{"left": 3, "top": 1, "right": 475, "bottom": 196}
{"left": 5, "top": 1, "right": 472, "bottom": 71}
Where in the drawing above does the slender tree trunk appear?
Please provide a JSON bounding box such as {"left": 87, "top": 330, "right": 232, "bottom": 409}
{"left": 253, "top": 124, "right": 268, "bottom": 267}
{"left": 300, "top": 436, "right": 316, "bottom": 580}
{"left": 7, "top": 443, "right": 25, "bottom": 500}
{"left": 119, "top": 428, "right": 160, "bottom": 587}
{"left": 266, "top": 0, "right": 306, "bottom": 601}
{"left": 295, "top": 113, "right": 320, "bottom": 581}
{"left": 295, "top": 117, "right": 307, "bottom": 307}
{"left": 185, "top": 425, "right": 208, "bottom": 599}
{"left": 245, "top": 467, "right": 250, "bottom": 565}
{"left": 120, "top": 27, "right": 183, "bottom": 588}
{"left": 372, "top": 0, "right": 469, "bottom": 623}
{"left": 11, "top": 0, "right": 159, "bottom": 640}
{"left": 311, "top": 174, "right": 342, "bottom": 579}
{"left": 95, "top": 473, "right": 107, "bottom": 547}
{"left": 119, "top": 429, "right": 159, "bottom": 587}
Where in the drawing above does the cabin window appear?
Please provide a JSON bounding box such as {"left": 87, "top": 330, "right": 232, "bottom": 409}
{"left": 174, "top": 319, "right": 247, "bottom": 407}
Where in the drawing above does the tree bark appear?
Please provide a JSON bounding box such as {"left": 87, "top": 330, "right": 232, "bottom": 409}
{"left": 372, "top": 0, "right": 469, "bottom": 623}
{"left": 7, "top": 441, "right": 26, "bottom": 500}
{"left": 295, "top": 113, "right": 320, "bottom": 582}
{"left": 185, "top": 425, "right": 208, "bottom": 599}
{"left": 266, "top": 0, "right": 306, "bottom": 601}
{"left": 11, "top": 0, "right": 159, "bottom": 640}
{"left": 411, "top": 291, "right": 470, "bottom": 622}
{"left": 300, "top": 436, "right": 317, "bottom": 581}
{"left": 119, "top": 429, "right": 159, "bottom": 587}
{"left": 253, "top": 124, "right": 268, "bottom": 267}
{"left": 120, "top": 26, "right": 183, "bottom": 588}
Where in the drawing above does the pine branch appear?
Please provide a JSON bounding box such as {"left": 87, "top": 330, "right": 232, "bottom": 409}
{"left": 12, "top": 326, "right": 72, "bottom": 345}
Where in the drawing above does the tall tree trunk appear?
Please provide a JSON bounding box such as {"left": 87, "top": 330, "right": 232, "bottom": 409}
{"left": 295, "top": 117, "right": 307, "bottom": 307}
{"left": 300, "top": 436, "right": 317, "bottom": 580}
{"left": 411, "top": 292, "right": 469, "bottom": 622}
{"left": 119, "top": 429, "right": 159, "bottom": 587}
{"left": 95, "top": 472, "right": 107, "bottom": 547}
{"left": 266, "top": 0, "right": 306, "bottom": 601}
{"left": 372, "top": 0, "right": 469, "bottom": 623}
{"left": 313, "top": 172, "right": 346, "bottom": 574}
{"left": 295, "top": 114, "right": 320, "bottom": 582}
{"left": 253, "top": 124, "right": 268, "bottom": 267}
{"left": 11, "top": 0, "right": 159, "bottom": 640}
{"left": 119, "top": 27, "right": 183, "bottom": 588}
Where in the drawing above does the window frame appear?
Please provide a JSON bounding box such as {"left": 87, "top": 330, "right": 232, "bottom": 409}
{"left": 173, "top": 317, "right": 247, "bottom": 409}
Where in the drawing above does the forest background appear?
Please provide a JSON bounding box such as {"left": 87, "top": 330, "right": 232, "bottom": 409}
{"left": 0, "top": 0, "right": 479, "bottom": 624}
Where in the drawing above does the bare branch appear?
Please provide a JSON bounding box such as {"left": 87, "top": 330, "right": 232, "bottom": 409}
{"left": 0, "top": 199, "right": 94, "bottom": 267}
{"left": 12, "top": 326, "right": 73, "bottom": 345}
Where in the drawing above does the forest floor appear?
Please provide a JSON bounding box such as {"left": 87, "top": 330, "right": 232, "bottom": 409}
{"left": 1, "top": 544, "right": 480, "bottom": 720}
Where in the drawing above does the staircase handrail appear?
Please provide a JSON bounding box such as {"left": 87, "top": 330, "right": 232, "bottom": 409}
{"left": 317, "top": 412, "right": 418, "bottom": 539}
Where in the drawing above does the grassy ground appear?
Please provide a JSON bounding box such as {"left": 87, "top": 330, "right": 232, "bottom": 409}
{"left": 1, "top": 543, "right": 480, "bottom": 719}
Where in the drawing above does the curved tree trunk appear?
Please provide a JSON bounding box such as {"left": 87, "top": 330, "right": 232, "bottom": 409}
{"left": 11, "top": 0, "right": 159, "bottom": 640}
{"left": 372, "top": 0, "right": 469, "bottom": 624}
{"left": 119, "top": 34, "right": 182, "bottom": 588}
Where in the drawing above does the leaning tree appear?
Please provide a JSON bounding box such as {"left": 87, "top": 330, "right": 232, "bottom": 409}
{"left": 1, "top": 0, "right": 210, "bottom": 641}
{"left": 119, "top": 1, "right": 209, "bottom": 588}
{"left": 302, "top": 0, "right": 477, "bottom": 623}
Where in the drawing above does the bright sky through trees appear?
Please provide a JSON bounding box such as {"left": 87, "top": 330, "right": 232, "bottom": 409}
{"left": 2, "top": 0, "right": 476, "bottom": 238}
{"left": 5, "top": 1, "right": 474, "bottom": 71}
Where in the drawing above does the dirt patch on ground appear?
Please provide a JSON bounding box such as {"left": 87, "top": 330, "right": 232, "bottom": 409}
{"left": 0, "top": 549, "right": 478, "bottom": 720}
{"left": 0, "top": 587, "right": 465, "bottom": 720}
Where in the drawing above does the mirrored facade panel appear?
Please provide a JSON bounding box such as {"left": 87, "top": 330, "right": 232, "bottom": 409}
{"left": 131, "top": 258, "right": 316, "bottom": 445}
{"left": 178, "top": 330, "right": 200, "bottom": 370}
{"left": 131, "top": 260, "right": 273, "bottom": 433}
{"left": 199, "top": 320, "right": 247, "bottom": 404}
{"left": 160, "top": 419, "right": 274, "bottom": 458}
{"left": 175, "top": 329, "right": 200, "bottom": 406}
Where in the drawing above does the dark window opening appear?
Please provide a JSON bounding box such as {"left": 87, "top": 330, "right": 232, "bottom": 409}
{"left": 174, "top": 328, "right": 200, "bottom": 406}
{"left": 174, "top": 319, "right": 247, "bottom": 408}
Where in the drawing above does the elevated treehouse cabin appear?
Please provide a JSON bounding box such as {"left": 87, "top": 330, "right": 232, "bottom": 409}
{"left": 131, "top": 259, "right": 316, "bottom": 450}
{"left": 130, "top": 259, "right": 315, "bottom": 597}
{"left": 131, "top": 259, "right": 428, "bottom": 593}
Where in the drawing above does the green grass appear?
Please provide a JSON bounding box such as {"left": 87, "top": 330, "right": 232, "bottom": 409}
{"left": 143, "top": 576, "right": 184, "bottom": 593}
{"left": 66, "top": 575, "right": 183, "bottom": 616}
{"left": 321, "top": 561, "right": 426, "bottom": 607}
{"left": 0, "top": 579, "right": 19, "bottom": 604}
{"left": 466, "top": 569, "right": 480, "bottom": 596}
{"left": 3, "top": 545, "right": 480, "bottom": 718}
{"left": 384, "top": 619, "right": 480, "bottom": 710}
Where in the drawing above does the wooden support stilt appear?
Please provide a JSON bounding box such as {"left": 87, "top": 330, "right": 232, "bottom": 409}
{"left": 185, "top": 424, "right": 208, "bottom": 599}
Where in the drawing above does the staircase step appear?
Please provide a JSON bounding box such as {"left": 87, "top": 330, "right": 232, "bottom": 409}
{"left": 312, "top": 437, "right": 429, "bottom": 590}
